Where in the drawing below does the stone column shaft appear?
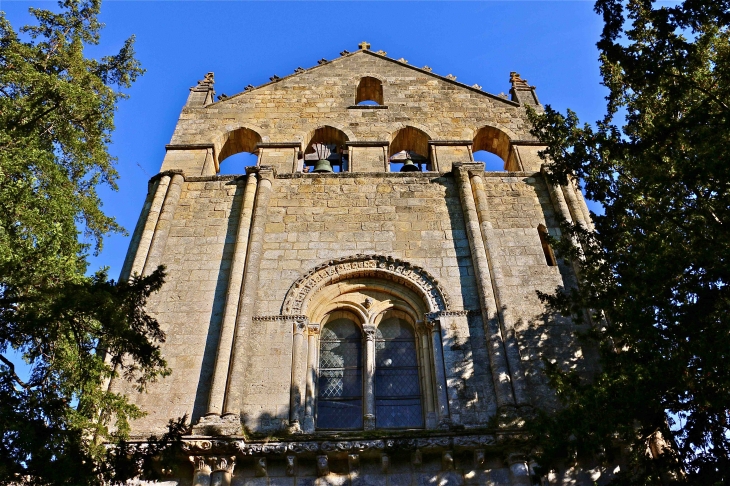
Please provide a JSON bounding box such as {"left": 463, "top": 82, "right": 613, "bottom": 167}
{"left": 303, "top": 324, "right": 319, "bottom": 432}
{"left": 561, "top": 176, "right": 590, "bottom": 231}
{"left": 363, "top": 325, "right": 376, "bottom": 430}
{"left": 142, "top": 173, "right": 184, "bottom": 276}
{"left": 224, "top": 168, "right": 274, "bottom": 413}
{"left": 454, "top": 165, "right": 516, "bottom": 409}
{"left": 428, "top": 320, "right": 451, "bottom": 426}
{"left": 419, "top": 331, "right": 435, "bottom": 414}
{"left": 129, "top": 175, "right": 170, "bottom": 278}
{"left": 469, "top": 172, "right": 529, "bottom": 407}
{"left": 119, "top": 178, "right": 158, "bottom": 282}
{"left": 190, "top": 456, "right": 212, "bottom": 486}
{"left": 289, "top": 321, "right": 307, "bottom": 425}
{"left": 207, "top": 173, "right": 258, "bottom": 415}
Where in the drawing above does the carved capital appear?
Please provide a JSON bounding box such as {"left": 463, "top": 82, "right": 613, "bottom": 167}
{"left": 293, "top": 320, "right": 307, "bottom": 335}
{"left": 442, "top": 451, "right": 454, "bottom": 471}
{"left": 255, "top": 457, "right": 267, "bottom": 477}
{"left": 363, "top": 325, "right": 377, "bottom": 341}
{"left": 424, "top": 318, "right": 441, "bottom": 333}
{"left": 363, "top": 413, "right": 376, "bottom": 429}
{"left": 307, "top": 324, "right": 320, "bottom": 335}
{"left": 285, "top": 455, "right": 296, "bottom": 476}
{"left": 210, "top": 456, "right": 236, "bottom": 474}
{"left": 189, "top": 456, "right": 212, "bottom": 474}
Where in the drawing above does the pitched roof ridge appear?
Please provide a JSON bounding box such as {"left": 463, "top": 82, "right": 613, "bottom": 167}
{"left": 209, "top": 46, "right": 520, "bottom": 107}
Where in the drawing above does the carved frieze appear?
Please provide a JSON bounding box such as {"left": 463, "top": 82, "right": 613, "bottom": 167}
{"left": 282, "top": 254, "right": 450, "bottom": 316}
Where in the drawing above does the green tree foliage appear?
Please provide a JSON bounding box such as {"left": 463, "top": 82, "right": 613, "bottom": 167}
{"left": 0, "top": 1, "right": 174, "bottom": 484}
{"left": 528, "top": 0, "right": 730, "bottom": 483}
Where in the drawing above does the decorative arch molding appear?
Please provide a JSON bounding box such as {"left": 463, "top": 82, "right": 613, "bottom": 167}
{"left": 281, "top": 254, "right": 451, "bottom": 316}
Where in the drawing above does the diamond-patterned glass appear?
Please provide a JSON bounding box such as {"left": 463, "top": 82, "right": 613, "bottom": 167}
{"left": 374, "top": 318, "right": 423, "bottom": 428}
{"left": 317, "top": 318, "right": 363, "bottom": 430}
{"left": 376, "top": 398, "right": 423, "bottom": 429}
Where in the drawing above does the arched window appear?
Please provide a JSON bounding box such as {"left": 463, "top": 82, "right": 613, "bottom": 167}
{"left": 538, "top": 224, "right": 557, "bottom": 266}
{"left": 472, "top": 125, "right": 520, "bottom": 171}
{"left": 316, "top": 318, "right": 363, "bottom": 430}
{"left": 302, "top": 126, "right": 349, "bottom": 173}
{"left": 375, "top": 316, "right": 423, "bottom": 428}
{"left": 355, "top": 77, "right": 384, "bottom": 105}
{"left": 388, "top": 126, "right": 431, "bottom": 172}
{"left": 216, "top": 127, "right": 261, "bottom": 175}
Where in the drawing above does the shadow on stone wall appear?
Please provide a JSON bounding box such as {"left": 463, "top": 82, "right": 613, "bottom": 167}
{"left": 191, "top": 178, "right": 247, "bottom": 423}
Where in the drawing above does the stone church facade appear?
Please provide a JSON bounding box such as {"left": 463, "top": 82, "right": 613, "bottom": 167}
{"left": 116, "top": 43, "right": 603, "bottom": 485}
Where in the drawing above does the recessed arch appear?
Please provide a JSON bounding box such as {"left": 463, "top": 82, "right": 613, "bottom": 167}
{"left": 472, "top": 125, "right": 521, "bottom": 171}
{"left": 215, "top": 127, "right": 262, "bottom": 173}
{"left": 355, "top": 76, "right": 384, "bottom": 105}
{"left": 388, "top": 126, "right": 431, "bottom": 159}
{"left": 282, "top": 254, "right": 450, "bottom": 319}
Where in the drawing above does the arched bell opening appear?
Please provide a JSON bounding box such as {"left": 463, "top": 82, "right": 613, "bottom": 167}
{"left": 472, "top": 125, "right": 520, "bottom": 171}
{"left": 355, "top": 76, "right": 384, "bottom": 106}
{"left": 302, "top": 126, "right": 349, "bottom": 173}
{"left": 388, "top": 126, "right": 432, "bottom": 172}
{"left": 216, "top": 127, "right": 262, "bottom": 175}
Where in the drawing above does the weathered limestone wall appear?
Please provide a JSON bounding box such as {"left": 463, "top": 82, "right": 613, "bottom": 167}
{"left": 117, "top": 169, "right": 580, "bottom": 436}
{"left": 161, "top": 50, "right": 541, "bottom": 177}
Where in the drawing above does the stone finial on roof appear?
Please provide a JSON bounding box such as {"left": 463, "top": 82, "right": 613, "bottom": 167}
{"left": 244, "top": 85, "right": 255, "bottom": 91}
{"left": 472, "top": 84, "right": 482, "bottom": 90}
{"left": 446, "top": 74, "right": 457, "bottom": 81}
{"left": 510, "top": 72, "right": 532, "bottom": 89}
{"left": 375, "top": 50, "right": 387, "bottom": 56}
{"left": 193, "top": 72, "right": 214, "bottom": 91}
{"left": 270, "top": 75, "right": 281, "bottom": 81}
{"left": 340, "top": 50, "right": 350, "bottom": 56}
{"left": 422, "top": 66, "right": 433, "bottom": 72}
{"left": 294, "top": 67, "right": 305, "bottom": 74}
{"left": 358, "top": 41, "right": 371, "bottom": 50}
{"left": 318, "top": 58, "right": 328, "bottom": 65}
{"left": 397, "top": 58, "right": 408, "bottom": 64}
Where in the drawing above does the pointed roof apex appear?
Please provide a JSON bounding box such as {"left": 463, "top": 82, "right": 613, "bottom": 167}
{"left": 358, "top": 41, "right": 371, "bottom": 50}
{"left": 510, "top": 72, "right": 534, "bottom": 90}
{"left": 192, "top": 72, "right": 214, "bottom": 92}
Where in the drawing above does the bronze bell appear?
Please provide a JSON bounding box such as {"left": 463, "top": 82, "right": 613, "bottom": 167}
{"left": 313, "top": 159, "right": 334, "bottom": 173}
{"left": 400, "top": 158, "right": 420, "bottom": 172}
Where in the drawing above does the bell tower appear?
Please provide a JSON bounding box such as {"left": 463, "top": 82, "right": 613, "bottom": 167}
{"left": 115, "top": 44, "right": 602, "bottom": 485}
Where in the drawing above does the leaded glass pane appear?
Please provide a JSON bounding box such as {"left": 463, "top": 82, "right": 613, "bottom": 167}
{"left": 374, "top": 317, "right": 423, "bottom": 428}
{"left": 317, "top": 318, "right": 363, "bottom": 430}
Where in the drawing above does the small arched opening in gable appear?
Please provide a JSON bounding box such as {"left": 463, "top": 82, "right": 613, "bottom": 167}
{"left": 302, "top": 126, "right": 349, "bottom": 173}
{"left": 355, "top": 77, "right": 384, "bottom": 106}
{"left": 472, "top": 125, "right": 521, "bottom": 172}
{"left": 389, "top": 126, "right": 431, "bottom": 172}
{"left": 217, "top": 127, "right": 262, "bottom": 175}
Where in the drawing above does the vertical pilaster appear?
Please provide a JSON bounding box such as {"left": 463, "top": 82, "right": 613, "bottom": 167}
{"left": 454, "top": 164, "right": 516, "bottom": 410}
{"left": 363, "top": 325, "right": 376, "bottom": 430}
{"left": 142, "top": 172, "right": 184, "bottom": 276}
{"left": 289, "top": 319, "right": 308, "bottom": 428}
{"left": 119, "top": 178, "right": 158, "bottom": 282}
{"left": 223, "top": 167, "right": 274, "bottom": 414}
{"left": 207, "top": 172, "right": 258, "bottom": 416}
{"left": 417, "top": 326, "right": 437, "bottom": 428}
{"left": 303, "top": 323, "right": 320, "bottom": 432}
{"left": 426, "top": 319, "right": 451, "bottom": 428}
{"left": 128, "top": 174, "right": 170, "bottom": 278}
{"left": 561, "top": 176, "right": 590, "bottom": 231}
{"left": 469, "top": 172, "right": 530, "bottom": 407}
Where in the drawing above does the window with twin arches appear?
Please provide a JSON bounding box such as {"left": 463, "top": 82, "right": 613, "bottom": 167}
{"left": 316, "top": 309, "right": 426, "bottom": 430}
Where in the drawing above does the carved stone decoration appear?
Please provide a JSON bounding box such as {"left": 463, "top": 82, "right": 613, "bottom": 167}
{"left": 340, "top": 50, "right": 350, "bottom": 56}
{"left": 510, "top": 72, "right": 533, "bottom": 90}
{"left": 318, "top": 59, "right": 328, "bottom": 65}
{"left": 209, "top": 456, "right": 235, "bottom": 486}
{"left": 397, "top": 58, "right": 408, "bottom": 64}
{"left": 189, "top": 456, "right": 212, "bottom": 486}
{"left": 294, "top": 67, "right": 305, "bottom": 74}
{"left": 453, "top": 435, "right": 497, "bottom": 447}
{"left": 307, "top": 324, "right": 320, "bottom": 336}
{"left": 423, "top": 66, "right": 433, "bottom": 72}
{"left": 286, "top": 455, "right": 296, "bottom": 476}
{"left": 358, "top": 41, "right": 371, "bottom": 50}
{"left": 412, "top": 449, "right": 423, "bottom": 466}
{"left": 474, "top": 449, "right": 486, "bottom": 467}
{"left": 363, "top": 325, "right": 377, "bottom": 341}
{"left": 255, "top": 457, "right": 267, "bottom": 477}
{"left": 381, "top": 454, "right": 390, "bottom": 473}
{"left": 182, "top": 440, "right": 213, "bottom": 453}
{"left": 269, "top": 75, "right": 281, "bottom": 82}
{"left": 316, "top": 455, "right": 329, "bottom": 476}
{"left": 472, "top": 84, "right": 483, "bottom": 90}
{"left": 348, "top": 453, "right": 360, "bottom": 474}
{"left": 375, "top": 50, "right": 387, "bottom": 56}
{"left": 282, "top": 254, "right": 450, "bottom": 315}
{"left": 193, "top": 72, "right": 214, "bottom": 91}
{"left": 442, "top": 451, "right": 455, "bottom": 471}
{"left": 446, "top": 74, "right": 457, "bottom": 81}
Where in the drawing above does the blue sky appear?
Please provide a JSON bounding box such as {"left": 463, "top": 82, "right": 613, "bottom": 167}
{"left": 3, "top": 0, "right": 609, "bottom": 279}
